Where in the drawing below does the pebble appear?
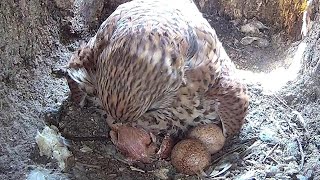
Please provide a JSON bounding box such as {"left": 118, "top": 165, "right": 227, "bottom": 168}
{"left": 240, "top": 36, "right": 269, "bottom": 47}
{"left": 296, "top": 174, "right": 308, "bottom": 180}
{"left": 153, "top": 168, "right": 170, "bottom": 180}
{"left": 284, "top": 156, "right": 297, "bottom": 162}
{"left": 286, "top": 141, "right": 299, "bottom": 156}
{"left": 80, "top": 145, "right": 93, "bottom": 153}
{"left": 240, "top": 20, "right": 269, "bottom": 34}
{"left": 259, "top": 128, "right": 278, "bottom": 143}
{"left": 266, "top": 165, "right": 279, "bottom": 176}
{"left": 236, "top": 170, "right": 255, "bottom": 180}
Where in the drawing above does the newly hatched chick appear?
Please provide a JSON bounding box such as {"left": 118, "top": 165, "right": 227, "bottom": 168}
{"left": 110, "top": 125, "right": 157, "bottom": 163}
{"left": 65, "top": 0, "right": 249, "bottom": 163}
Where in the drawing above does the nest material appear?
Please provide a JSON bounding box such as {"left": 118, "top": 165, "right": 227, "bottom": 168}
{"left": 216, "top": 0, "right": 307, "bottom": 40}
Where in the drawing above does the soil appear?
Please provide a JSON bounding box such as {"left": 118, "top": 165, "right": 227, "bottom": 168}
{"left": 0, "top": 1, "right": 319, "bottom": 180}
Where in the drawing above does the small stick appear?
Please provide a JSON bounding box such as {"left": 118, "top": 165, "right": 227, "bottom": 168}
{"left": 273, "top": 95, "right": 291, "bottom": 109}
{"left": 62, "top": 133, "right": 108, "bottom": 141}
{"left": 273, "top": 95, "right": 307, "bottom": 131}
{"left": 296, "top": 138, "right": 305, "bottom": 170}
{"left": 130, "top": 166, "right": 146, "bottom": 173}
{"left": 262, "top": 143, "right": 279, "bottom": 163}
{"left": 75, "top": 162, "right": 102, "bottom": 169}
{"left": 209, "top": 163, "right": 232, "bottom": 178}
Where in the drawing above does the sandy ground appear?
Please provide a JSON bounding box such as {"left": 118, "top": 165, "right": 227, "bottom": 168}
{"left": 0, "top": 2, "right": 319, "bottom": 180}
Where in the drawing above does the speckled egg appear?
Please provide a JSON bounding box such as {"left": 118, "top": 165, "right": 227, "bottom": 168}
{"left": 171, "top": 138, "right": 210, "bottom": 175}
{"left": 188, "top": 124, "right": 226, "bottom": 154}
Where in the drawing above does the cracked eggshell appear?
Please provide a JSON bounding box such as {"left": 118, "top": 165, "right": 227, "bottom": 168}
{"left": 35, "top": 125, "right": 73, "bottom": 170}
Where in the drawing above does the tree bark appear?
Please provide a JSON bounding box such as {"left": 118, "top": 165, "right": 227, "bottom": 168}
{"left": 77, "top": 0, "right": 312, "bottom": 41}
{"left": 0, "top": 0, "right": 71, "bottom": 75}
{"left": 217, "top": 0, "right": 307, "bottom": 40}
{"left": 0, "top": 0, "right": 72, "bottom": 179}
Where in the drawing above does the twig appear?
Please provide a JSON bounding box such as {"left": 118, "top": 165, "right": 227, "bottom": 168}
{"left": 242, "top": 140, "right": 261, "bottom": 159}
{"left": 296, "top": 138, "right": 305, "bottom": 170}
{"left": 75, "top": 162, "right": 102, "bottom": 169}
{"left": 0, "top": 100, "right": 3, "bottom": 110}
{"left": 266, "top": 155, "right": 280, "bottom": 165}
{"left": 209, "top": 163, "right": 233, "bottom": 178}
{"left": 130, "top": 166, "right": 146, "bottom": 173}
{"left": 206, "top": 171, "right": 231, "bottom": 180}
{"left": 273, "top": 95, "right": 307, "bottom": 131}
{"left": 211, "top": 146, "right": 242, "bottom": 164}
{"left": 62, "top": 133, "right": 108, "bottom": 141}
{"left": 262, "top": 143, "right": 279, "bottom": 163}
{"left": 273, "top": 95, "right": 291, "bottom": 109}
{"left": 115, "top": 156, "right": 131, "bottom": 165}
{"left": 245, "top": 160, "right": 258, "bottom": 165}
{"left": 212, "top": 138, "right": 257, "bottom": 164}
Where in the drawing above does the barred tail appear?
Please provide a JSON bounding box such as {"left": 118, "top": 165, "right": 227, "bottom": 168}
{"left": 66, "top": 67, "right": 98, "bottom": 107}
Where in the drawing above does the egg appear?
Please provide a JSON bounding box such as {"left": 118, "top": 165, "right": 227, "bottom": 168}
{"left": 171, "top": 138, "right": 210, "bottom": 175}
{"left": 188, "top": 124, "right": 226, "bottom": 154}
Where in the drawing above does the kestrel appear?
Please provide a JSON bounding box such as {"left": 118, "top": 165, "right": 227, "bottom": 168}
{"left": 65, "top": 0, "right": 249, "bottom": 163}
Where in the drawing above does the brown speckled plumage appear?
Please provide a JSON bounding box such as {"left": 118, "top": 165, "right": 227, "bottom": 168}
{"left": 66, "top": 0, "right": 249, "bottom": 141}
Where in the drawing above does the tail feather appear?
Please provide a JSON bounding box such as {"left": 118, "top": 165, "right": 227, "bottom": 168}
{"left": 66, "top": 67, "right": 99, "bottom": 107}
{"left": 66, "top": 75, "right": 87, "bottom": 107}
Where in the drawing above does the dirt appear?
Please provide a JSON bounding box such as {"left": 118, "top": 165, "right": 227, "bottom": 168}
{"left": 0, "top": 1, "right": 319, "bottom": 180}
